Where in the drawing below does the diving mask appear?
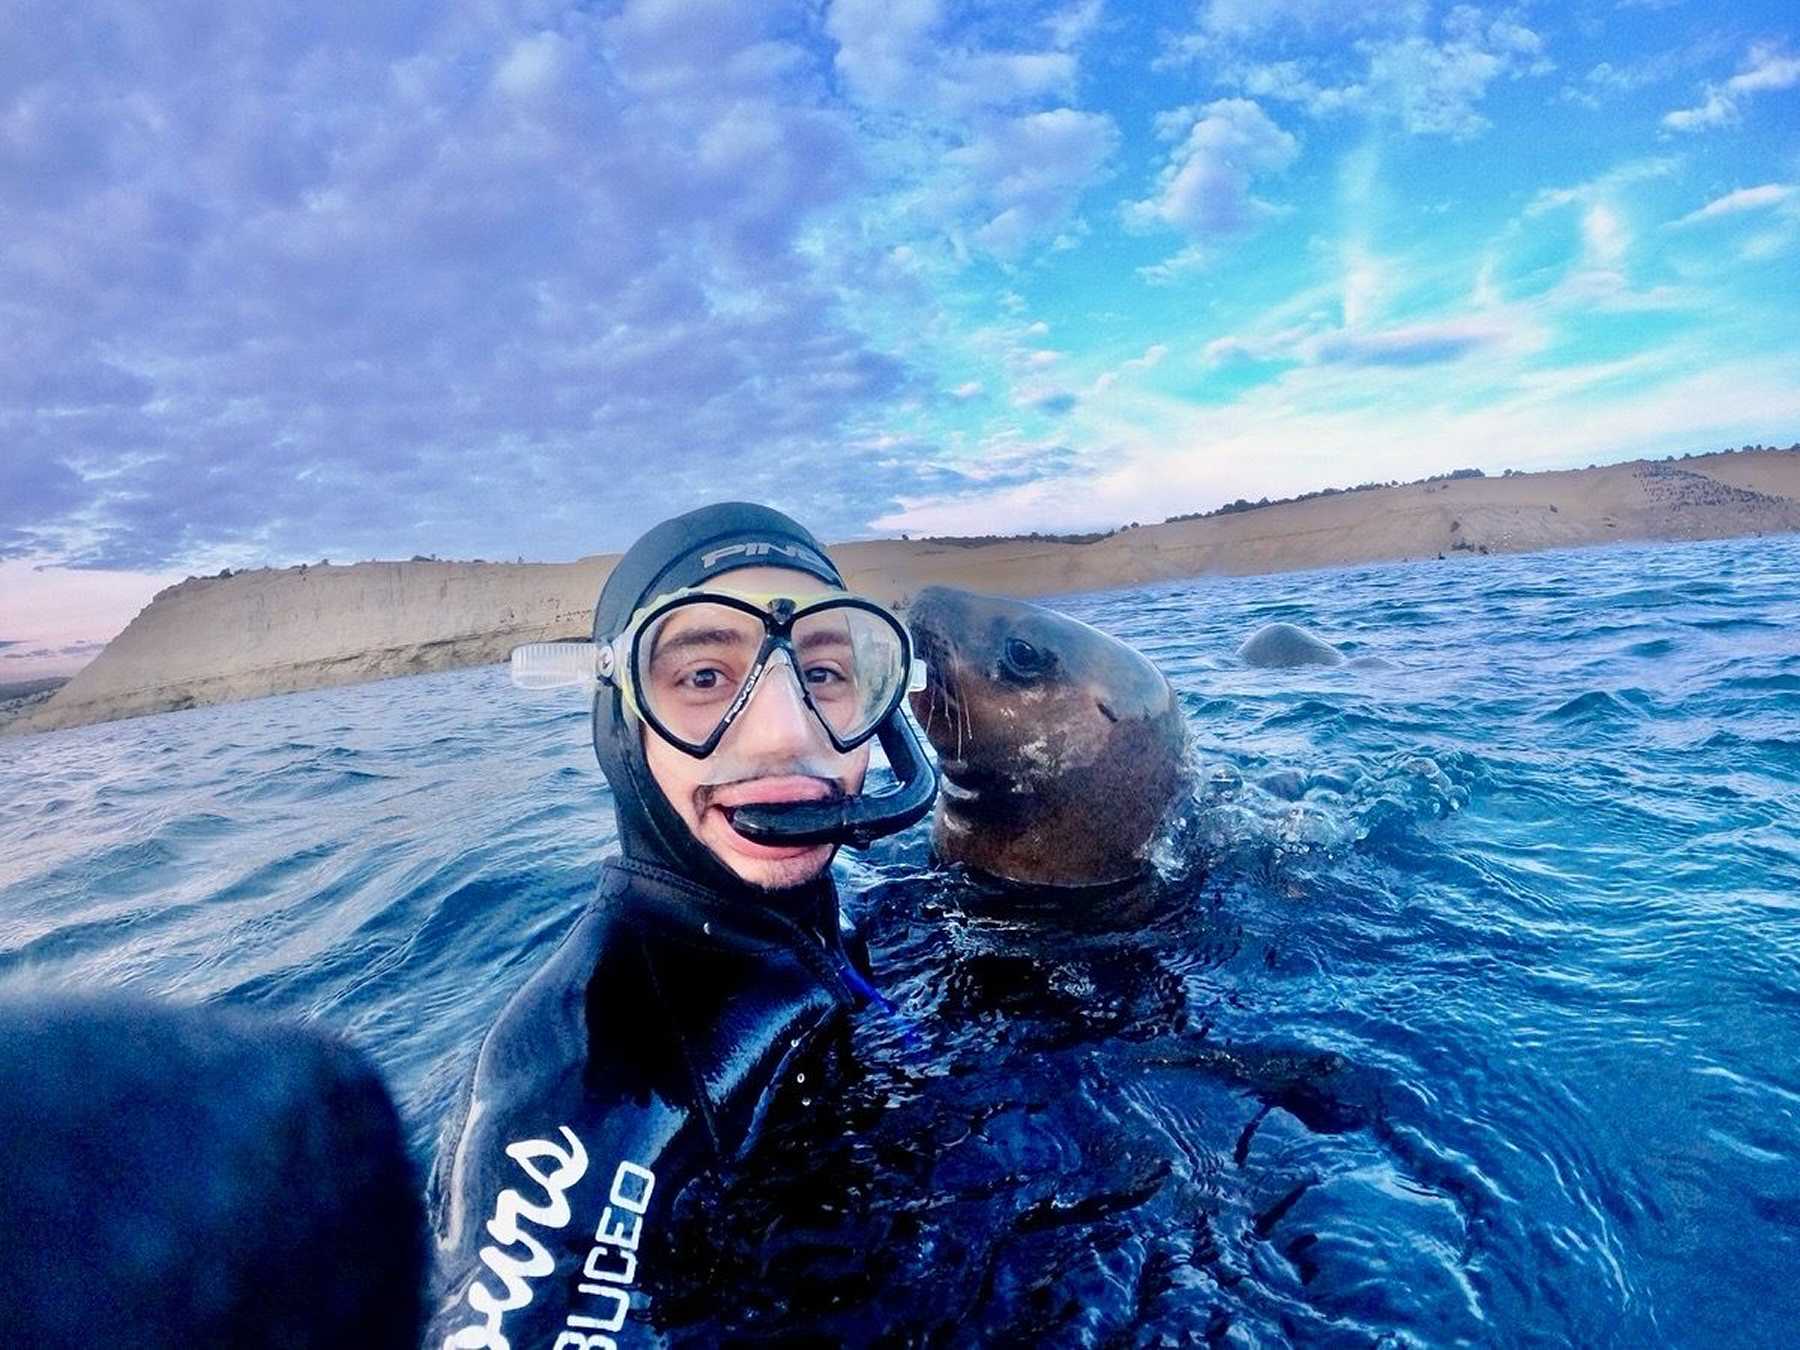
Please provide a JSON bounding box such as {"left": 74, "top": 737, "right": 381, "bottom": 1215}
{"left": 513, "top": 587, "right": 936, "bottom": 848}
{"left": 514, "top": 587, "right": 927, "bottom": 757}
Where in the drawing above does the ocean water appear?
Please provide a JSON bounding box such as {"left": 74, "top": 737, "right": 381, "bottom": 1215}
{"left": 2, "top": 535, "right": 1797, "bottom": 1346}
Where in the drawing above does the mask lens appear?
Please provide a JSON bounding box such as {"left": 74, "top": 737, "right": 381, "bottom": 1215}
{"left": 631, "top": 595, "right": 910, "bottom": 753}
{"left": 635, "top": 601, "right": 766, "bottom": 749}
{"left": 791, "top": 603, "right": 907, "bottom": 744}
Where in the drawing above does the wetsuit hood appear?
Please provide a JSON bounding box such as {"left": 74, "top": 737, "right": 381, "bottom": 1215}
{"left": 590, "top": 502, "right": 849, "bottom": 908}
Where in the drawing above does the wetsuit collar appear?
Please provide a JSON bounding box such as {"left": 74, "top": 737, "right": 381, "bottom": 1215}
{"left": 599, "top": 858, "right": 859, "bottom": 1009}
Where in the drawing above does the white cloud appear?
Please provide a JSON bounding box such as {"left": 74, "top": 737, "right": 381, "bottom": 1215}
{"left": 1341, "top": 246, "right": 1385, "bottom": 329}
{"left": 1663, "top": 87, "right": 1736, "bottom": 132}
{"left": 935, "top": 51, "right": 1078, "bottom": 115}
{"left": 1739, "top": 227, "right": 1798, "bottom": 262}
{"left": 1725, "top": 44, "right": 1800, "bottom": 94}
{"left": 1193, "top": 0, "right": 1419, "bottom": 42}
{"left": 826, "top": 0, "right": 940, "bottom": 105}
{"left": 1092, "top": 342, "right": 1168, "bottom": 392}
{"left": 1196, "top": 5, "right": 1550, "bottom": 139}
{"left": 1559, "top": 50, "right": 1687, "bottom": 109}
{"left": 946, "top": 108, "right": 1119, "bottom": 259}
{"left": 1136, "top": 244, "right": 1212, "bottom": 285}
{"left": 1582, "top": 203, "right": 1628, "bottom": 267}
{"left": 1662, "top": 182, "right": 1800, "bottom": 261}
{"left": 1201, "top": 327, "right": 1310, "bottom": 365}
{"left": 872, "top": 352, "right": 1800, "bottom": 538}
{"left": 823, "top": 0, "right": 1113, "bottom": 259}
{"left": 1125, "top": 99, "right": 1298, "bottom": 238}
{"left": 1304, "top": 318, "right": 1513, "bottom": 365}
{"left": 1237, "top": 60, "right": 1366, "bottom": 117}
{"left": 950, "top": 380, "right": 984, "bottom": 399}
{"left": 492, "top": 32, "right": 572, "bottom": 99}
{"left": 955, "top": 314, "right": 1089, "bottom": 416}
{"left": 1494, "top": 160, "right": 1703, "bottom": 312}
{"left": 907, "top": 430, "right": 1083, "bottom": 494}
{"left": 1664, "top": 43, "right": 1800, "bottom": 132}
{"left": 1669, "top": 183, "right": 1797, "bottom": 227}
{"left": 1204, "top": 314, "right": 1519, "bottom": 370}
{"left": 0, "top": 0, "right": 935, "bottom": 572}
{"left": 826, "top": 0, "right": 1076, "bottom": 112}
{"left": 1362, "top": 10, "right": 1548, "bottom": 139}
{"left": 1525, "top": 157, "right": 1680, "bottom": 215}
{"left": 1047, "top": 0, "right": 1105, "bottom": 50}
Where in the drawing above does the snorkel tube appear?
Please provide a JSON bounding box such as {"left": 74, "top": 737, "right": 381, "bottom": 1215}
{"left": 726, "top": 706, "right": 937, "bottom": 849}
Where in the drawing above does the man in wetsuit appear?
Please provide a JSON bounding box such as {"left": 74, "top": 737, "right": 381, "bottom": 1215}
{"left": 426, "top": 502, "right": 936, "bottom": 1350}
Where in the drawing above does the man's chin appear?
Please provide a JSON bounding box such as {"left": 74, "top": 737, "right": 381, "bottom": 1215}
{"left": 720, "top": 847, "right": 837, "bottom": 891}
{"left": 701, "top": 811, "right": 835, "bottom": 889}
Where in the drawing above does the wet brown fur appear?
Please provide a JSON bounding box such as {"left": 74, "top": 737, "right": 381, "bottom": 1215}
{"left": 906, "top": 586, "right": 1188, "bottom": 888}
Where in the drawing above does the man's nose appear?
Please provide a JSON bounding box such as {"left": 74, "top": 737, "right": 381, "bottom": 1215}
{"left": 731, "top": 651, "right": 821, "bottom": 754}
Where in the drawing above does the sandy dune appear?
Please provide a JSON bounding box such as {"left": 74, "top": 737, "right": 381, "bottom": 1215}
{"left": 10, "top": 449, "right": 1799, "bottom": 736}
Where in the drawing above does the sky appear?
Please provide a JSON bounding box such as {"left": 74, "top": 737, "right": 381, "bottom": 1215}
{"left": 4, "top": 0, "right": 1799, "bottom": 674}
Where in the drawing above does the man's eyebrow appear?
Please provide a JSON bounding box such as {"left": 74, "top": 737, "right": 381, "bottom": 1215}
{"left": 795, "top": 629, "right": 852, "bottom": 652}
{"left": 649, "top": 626, "right": 755, "bottom": 664}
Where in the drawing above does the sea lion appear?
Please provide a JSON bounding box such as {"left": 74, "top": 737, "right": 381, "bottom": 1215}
{"left": 1237, "top": 622, "right": 1393, "bottom": 671}
{"left": 905, "top": 586, "right": 1188, "bottom": 888}
{"left": 1237, "top": 622, "right": 1345, "bottom": 668}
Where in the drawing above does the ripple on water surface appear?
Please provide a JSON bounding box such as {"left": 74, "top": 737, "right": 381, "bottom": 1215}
{"left": 3, "top": 536, "right": 1800, "bottom": 1345}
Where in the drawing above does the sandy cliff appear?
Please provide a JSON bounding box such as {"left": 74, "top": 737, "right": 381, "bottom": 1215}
{"left": 12, "top": 449, "right": 1800, "bottom": 736}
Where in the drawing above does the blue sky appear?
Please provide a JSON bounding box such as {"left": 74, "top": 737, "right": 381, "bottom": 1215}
{"left": 4, "top": 0, "right": 1799, "bottom": 668}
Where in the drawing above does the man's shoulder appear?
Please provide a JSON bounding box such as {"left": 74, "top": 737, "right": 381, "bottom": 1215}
{"left": 476, "top": 895, "right": 650, "bottom": 1067}
{"left": 426, "top": 889, "right": 692, "bottom": 1247}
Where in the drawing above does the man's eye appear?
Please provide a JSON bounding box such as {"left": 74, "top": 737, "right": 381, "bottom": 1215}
{"left": 682, "top": 666, "right": 728, "bottom": 691}
{"left": 804, "top": 664, "right": 847, "bottom": 685}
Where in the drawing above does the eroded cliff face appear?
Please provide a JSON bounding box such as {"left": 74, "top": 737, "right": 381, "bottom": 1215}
{"left": 10, "top": 557, "right": 612, "bottom": 735}
{"left": 11, "top": 451, "right": 1800, "bottom": 736}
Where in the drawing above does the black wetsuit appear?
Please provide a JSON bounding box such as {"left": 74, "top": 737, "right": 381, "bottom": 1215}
{"left": 425, "top": 858, "right": 868, "bottom": 1349}
{"left": 426, "top": 501, "right": 926, "bottom": 1349}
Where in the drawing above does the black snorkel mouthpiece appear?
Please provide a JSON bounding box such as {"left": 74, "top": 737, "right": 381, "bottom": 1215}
{"left": 727, "top": 708, "right": 938, "bottom": 849}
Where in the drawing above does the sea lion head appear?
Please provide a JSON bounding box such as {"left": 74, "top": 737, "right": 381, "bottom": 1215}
{"left": 906, "top": 585, "right": 1188, "bottom": 889}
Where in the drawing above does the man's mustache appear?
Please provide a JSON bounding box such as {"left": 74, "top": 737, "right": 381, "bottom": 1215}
{"left": 693, "top": 767, "right": 847, "bottom": 811}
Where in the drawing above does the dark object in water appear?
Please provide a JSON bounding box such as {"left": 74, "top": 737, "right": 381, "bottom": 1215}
{"left": 0, "top": 994, "right": 423, "bottom": 1349}
{"left": 1237, "top": 622, "right": 1345, "bottom": 668}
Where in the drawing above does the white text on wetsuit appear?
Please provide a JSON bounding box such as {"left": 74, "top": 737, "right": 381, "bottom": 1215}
{"left": 443, "top": 1125, "right": 588, "bottom": 1350}
{"left": 554, "top": 1161, "right": 658, "bottom": 1350}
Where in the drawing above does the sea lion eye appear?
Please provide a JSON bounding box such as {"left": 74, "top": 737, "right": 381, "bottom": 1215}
{"left": 1001, "top": 637, "right": 1049, "bottom": 679}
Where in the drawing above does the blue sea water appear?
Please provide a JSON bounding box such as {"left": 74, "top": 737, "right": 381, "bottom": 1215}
{"left": 2, "top": 535, "right": 1798, "bottom": 1346}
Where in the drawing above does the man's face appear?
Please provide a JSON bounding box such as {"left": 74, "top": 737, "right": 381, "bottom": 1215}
{"left": 640, "top": 565, "right": 872, "bottom": 890}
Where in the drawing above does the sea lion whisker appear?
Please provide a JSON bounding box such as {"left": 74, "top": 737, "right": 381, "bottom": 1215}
{"left": 944, "top": 660, "right": 969, "bottom": 754}
{"left": 951, "top": 665, "right": 972, "bottom": 760}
